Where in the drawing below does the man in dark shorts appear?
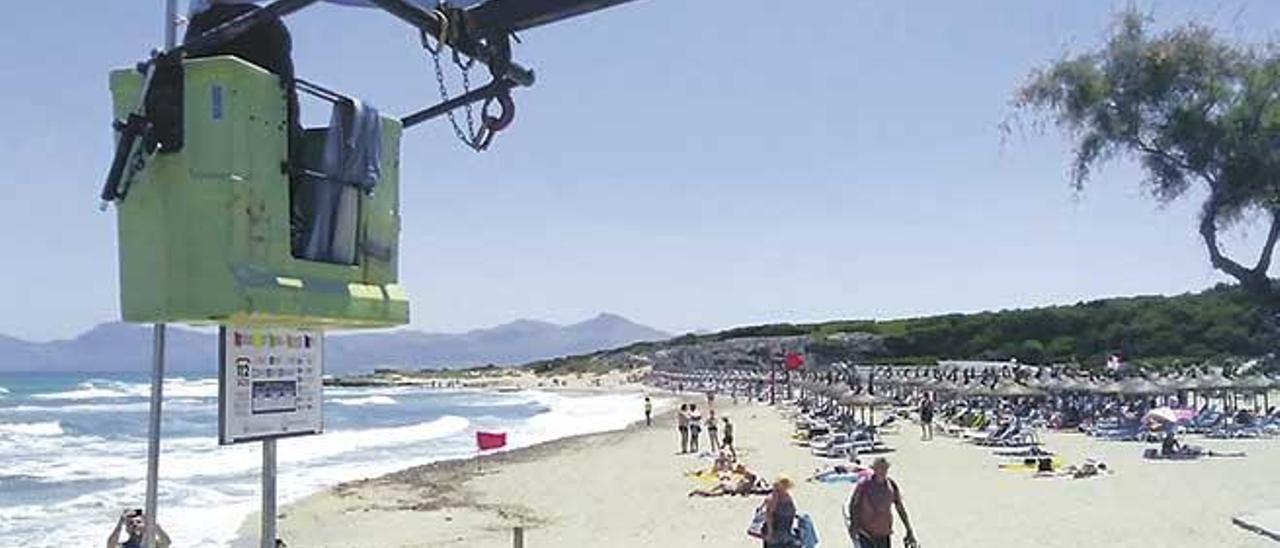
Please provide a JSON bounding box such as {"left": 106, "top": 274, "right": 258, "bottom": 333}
{"left": 848, "top": 458, "right": 917, "bottom": 548}
{"left": 721, "top": 416, "right": 736, "bottom": 459}
{"left": 919, "top": 395, "right": 935, "bottom": 441}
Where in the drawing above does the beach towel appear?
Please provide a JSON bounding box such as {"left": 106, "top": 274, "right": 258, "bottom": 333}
{"left": 997, "top": 457, "right": 1062, "bottom": 471}
{"left": 813, "top": 470, "right": 872, "bottom": 484}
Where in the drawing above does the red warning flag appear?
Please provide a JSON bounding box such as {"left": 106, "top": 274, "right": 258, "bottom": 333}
{"left": 476, "top": 431, "right": 507, "bottom": 451}
{"left": 784, "top": 353, "right": 805, "bottom": 371}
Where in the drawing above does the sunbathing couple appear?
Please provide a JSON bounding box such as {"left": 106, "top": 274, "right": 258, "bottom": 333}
{"left": 688, "top": 452, "right": 769, "bottom": 497}
{"left": 1031, "top": 458, "right": 1110, "bottom": 479}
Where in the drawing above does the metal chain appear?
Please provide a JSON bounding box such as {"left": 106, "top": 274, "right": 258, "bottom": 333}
{"left": 422, "top": 30, "right": 482, "bottom": 151}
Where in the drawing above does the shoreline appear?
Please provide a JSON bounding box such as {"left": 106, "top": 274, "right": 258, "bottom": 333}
{"left": 232, "top": 387, "right": 666, "bottom": 547}
{"left": 248, "top": 392, "right": 1280, "bottom": 548}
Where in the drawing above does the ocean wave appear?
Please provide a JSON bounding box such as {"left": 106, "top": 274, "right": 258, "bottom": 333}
{"left": 0, "top": 399, "right": 207, "bottom": 415}
{"left": 0, "top": 390, "right": 652, "bottom": 548}
{"left": 331, "top": 395, "right": 398, "bottom": 406}
{"left": 30, "top": 378, "right": 217, "bottom": 401}
{"left": 0, "top": 420, "right": 64, "bottom": 437}
{"left": 511, "top": 391, "right": 647, "bottom": 449}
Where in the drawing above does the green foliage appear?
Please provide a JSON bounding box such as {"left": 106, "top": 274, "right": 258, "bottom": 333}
{"left": 526, "top": 285, "right": 1268, "bottom": 375}
{"left": 1014, "top": 10, "right": 1280, "bottom": 302}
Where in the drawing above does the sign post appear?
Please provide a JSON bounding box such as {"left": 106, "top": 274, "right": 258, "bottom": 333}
{"left": 142, "top": 323, "right": 165, "bottom": 548}
{"left": 219, "top": 326, "right": 325, "bottom": 548}
{"left": 262, "top": 438, "right": 277, "bottom": 548}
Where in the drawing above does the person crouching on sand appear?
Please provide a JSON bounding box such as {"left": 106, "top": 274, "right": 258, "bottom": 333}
{"left": 848, "top": 457, "right": 917, "bottom": 548}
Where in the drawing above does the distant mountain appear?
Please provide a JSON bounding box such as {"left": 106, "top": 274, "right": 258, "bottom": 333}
{"left": 0, "top": 314, "right": 670, "bottom": 374}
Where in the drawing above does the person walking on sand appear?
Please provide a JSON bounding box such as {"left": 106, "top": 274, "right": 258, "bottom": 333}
{"left": 688, "top": 404, "right": 703, "bottom": 453}
{"left": 919, "top": 395, "right": 935, "bottom": 441}
{"left": 644, "top": 396, "right": 653, "bottom": 427}
{"left": 721, "top": 416, "right": 736, "bottom": 459}
{"left": 677, "top": 404, "right": 690, "bottom": 453}
{"left": 706, "top": 408, "right": 720, "bottom": 452}
{"left": 848, "top": 457, "right": 917, "bottom": 548}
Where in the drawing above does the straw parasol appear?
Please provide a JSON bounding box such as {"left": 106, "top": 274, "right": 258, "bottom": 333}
{"left": 1116, "top": 376, "right": 1168, "bottom": 397}
{"left": 991, "top": 380, "right": 1046, "bottom": 398}
{"left": 1056, "top": 375, "right": 1094, "bottom": 393}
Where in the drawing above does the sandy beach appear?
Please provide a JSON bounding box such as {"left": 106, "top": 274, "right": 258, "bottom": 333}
{"left": 261, "top": 396, "right": 1280, "bottom": 547}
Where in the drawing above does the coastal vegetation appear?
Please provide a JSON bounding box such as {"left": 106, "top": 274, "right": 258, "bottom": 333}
{"left": 529, "top": 284, "right": 1269, "bottom": 372}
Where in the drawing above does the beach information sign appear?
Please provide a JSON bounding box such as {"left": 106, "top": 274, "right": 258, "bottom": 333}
{"left": 218, "top": 326, "right": 324, "bottom": 445}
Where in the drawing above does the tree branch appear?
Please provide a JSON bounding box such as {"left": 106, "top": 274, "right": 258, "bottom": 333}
{"left": 1134, "top": 139, "right": 1195, "bottom": 174}
{"left": 1199, "top": 196, "right": 1255, "bottom": 284}
{"left": 1254, "top": 209, "right": 1280, "bottom": 276}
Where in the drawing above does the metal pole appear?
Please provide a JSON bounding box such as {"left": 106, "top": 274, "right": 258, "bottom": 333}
{"left": 143, "top": 324, "right": 166, "bottom": 548}
{"left": 262, "top": 438, "right": 278, "bottom": 548}
{"left": 143, "top": 7, "right": 177, "bottom": 548}
{"left": 164, "top": 0, "right": 178, "bottom": 49}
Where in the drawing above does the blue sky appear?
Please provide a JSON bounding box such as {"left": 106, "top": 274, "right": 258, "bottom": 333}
{"left": 1, "top": 0, "right": 1278, "bottom": 341}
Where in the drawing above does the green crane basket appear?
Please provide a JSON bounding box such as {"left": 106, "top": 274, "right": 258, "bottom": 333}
{"left": 109, "top": 56, "right": 409, "bottom": 329}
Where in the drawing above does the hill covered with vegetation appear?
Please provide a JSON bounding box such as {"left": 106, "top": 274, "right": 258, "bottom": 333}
{"left": 529, "top": 285, "right": 1268, "bottom": 373}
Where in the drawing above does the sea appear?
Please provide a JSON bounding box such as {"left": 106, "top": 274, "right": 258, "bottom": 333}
{"left": 0, "top": 371, "right": 649, "bottom": 548}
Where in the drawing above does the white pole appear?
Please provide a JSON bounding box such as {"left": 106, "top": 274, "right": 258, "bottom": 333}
{"left": 262, "top": 438, "right": 278, "bottom": 548}
{"left": 142, "top": 324, "right": 166, "bottom": 548}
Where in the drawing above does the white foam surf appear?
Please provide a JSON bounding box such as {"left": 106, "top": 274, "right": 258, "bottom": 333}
{"left": 0, "top": 420, "right": 64, "bottom": 437}
{"left": 1, "top": 388, "right": 653, "bottom": 548}
{"left": 31, "top": 378, "right": 218, "bottom": 401}
{"left": 331, "top": 395, "right": 398, "bottom": 406}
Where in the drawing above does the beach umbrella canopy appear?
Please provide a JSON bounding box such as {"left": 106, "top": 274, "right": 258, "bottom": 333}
{"left": 991, "top": 380, "right": 1045, "bottom": 398}
{"left": 1233, "top": 375, "right": 1275, "bottom": 393}
{"left": 1192, "top": 371, "right": 1235, "bottom": 391}
{"left": 1056, "top": 376, "right": 1093, "bottom": 393}
{"left": 963, "top": 381, "right": 998, "bottom": 398}
{"left": 1094, "top": 379, "right": 1125, "bottom": 394}
{"left": 851, "top": 393, "right": 891, "bottom": 407}
{"left": 1117, "top": 376, "right": 1168, "bottom": 396}
{"left": 1152, "top": 373, "right": 1192, "bottom": 391}
{"left": 1142, "top": 407, "right": 1181, "bottom": 432}
{"left": 931, "top": 378, "right": 961, "bottom": 394}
